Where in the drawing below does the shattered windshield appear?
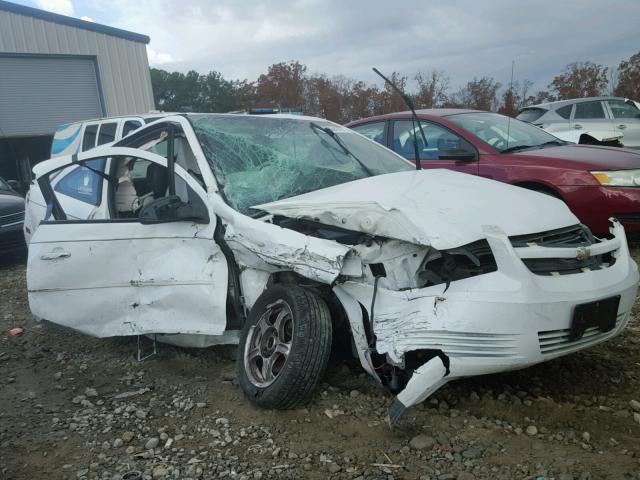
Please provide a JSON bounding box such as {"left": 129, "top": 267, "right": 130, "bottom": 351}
{"left": 190, "top": 115, "right": 413, "bottom": 215}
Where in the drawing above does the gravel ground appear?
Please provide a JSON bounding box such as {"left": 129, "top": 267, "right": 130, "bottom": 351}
{"left": 1, "top": 250, "right": 639, "bottom": 480}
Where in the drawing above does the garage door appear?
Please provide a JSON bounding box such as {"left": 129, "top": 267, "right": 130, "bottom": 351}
{"left": 0, "top": 55, "right": 104, "bottom": 137}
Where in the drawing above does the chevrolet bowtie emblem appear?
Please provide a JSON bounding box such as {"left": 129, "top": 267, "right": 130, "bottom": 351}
{"left": 576, "top": 247, "right": 591, "bottom": 261}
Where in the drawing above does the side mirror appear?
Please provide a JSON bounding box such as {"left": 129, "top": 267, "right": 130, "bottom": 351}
{"left": 7, "top": 179, "right": 20, "bottom": 191}
{"left": 139, "top": 195, "right": 210, "bottom": 225}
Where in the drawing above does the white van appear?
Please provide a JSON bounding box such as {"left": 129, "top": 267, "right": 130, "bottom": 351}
{"left": 50, "top": 114, "right": 169, "bottom": 158}
{"left": 24, "top": 113, "right": 170, "bottom": 243}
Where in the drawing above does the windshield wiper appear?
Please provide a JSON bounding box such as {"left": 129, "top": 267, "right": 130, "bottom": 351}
{"left": 500, "top": 144, "right": 536, "bottom": 154}
{"left": 373, "top": 67, "right": 425, "bottom": 171}
{"left": 502, "top": 140, "right": 567, "bottom": 154}
{"left": 309, "top": 122, "right": 374, "bottom": 176}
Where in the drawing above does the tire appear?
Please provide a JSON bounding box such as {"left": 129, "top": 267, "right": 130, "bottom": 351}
{"left": 237, "top": 284, "right": 332, "bottom": 409}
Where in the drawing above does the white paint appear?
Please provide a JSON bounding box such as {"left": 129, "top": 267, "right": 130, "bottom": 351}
{"left": 254, "top": 169, "right": 579, "bottom": 250}
{"left": 396, "top": 356, "right": 447, "bottom": 408}
{"left": 552, "top": 128, "right": 624, "bottom": 144}
{"left": 239, "top": 268, "right": 271, "bottom": 310}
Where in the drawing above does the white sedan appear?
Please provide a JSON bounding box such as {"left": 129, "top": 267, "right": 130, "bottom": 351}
{"left": 26, "top": 113, "right": 639, "bottom": 425}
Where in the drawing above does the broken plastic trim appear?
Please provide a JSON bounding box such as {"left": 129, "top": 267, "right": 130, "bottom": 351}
{"left": 388, "top": 355, "right": 448, "bottom": 427}
{"left": 272, "top": 215, "right": 374, "bottom": 245}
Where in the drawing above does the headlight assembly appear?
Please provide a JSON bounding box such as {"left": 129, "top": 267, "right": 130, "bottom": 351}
{"left": 591, "top": 169, "right": 640, "bottom": 187}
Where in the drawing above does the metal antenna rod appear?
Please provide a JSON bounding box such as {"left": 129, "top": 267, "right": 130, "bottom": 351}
{"left": 506, "top": 60, "right": 515, "bottom": 151}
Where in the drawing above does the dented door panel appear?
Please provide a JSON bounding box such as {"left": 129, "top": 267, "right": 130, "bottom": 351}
{"left": 28, "top": 221, "right": 227, "bottom": 337}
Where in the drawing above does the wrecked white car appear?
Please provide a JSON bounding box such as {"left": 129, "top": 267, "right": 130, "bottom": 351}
{"left": 27, "top": 114, "right": 639, "bottom": 424}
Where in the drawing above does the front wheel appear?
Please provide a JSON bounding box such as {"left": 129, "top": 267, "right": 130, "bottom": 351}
{"left": 237, "top": 284, "right": 332, "bottom": 409}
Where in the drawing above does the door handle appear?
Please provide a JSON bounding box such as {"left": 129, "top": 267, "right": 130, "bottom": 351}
{"left": 573, "top": 124, "right": 583, "bottom": 129}
{"left": 40, "top": 251, "right": 71, "bottom": 260}
{"left": 617, "top": 124, "right": 627, "bottom": 130}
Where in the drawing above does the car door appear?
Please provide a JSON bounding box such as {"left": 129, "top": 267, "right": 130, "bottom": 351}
{"left": 571, "top": 100, "right": 615, "bottom": 137}
{"left": 27, "top": 146, "right": 229, "bottom": 338}
{"left": 390, "top": 119, "right": 479, "bottom": 174}
{"left": 605, "top": 99, "right": 640, "bottom": 148}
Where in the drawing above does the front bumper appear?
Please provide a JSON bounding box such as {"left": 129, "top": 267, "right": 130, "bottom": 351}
{"left": 340, "top": 220, "right": 639, "bottom": 377}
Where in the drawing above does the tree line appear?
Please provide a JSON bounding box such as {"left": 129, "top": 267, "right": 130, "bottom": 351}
{"left": 150, "top": 51, "right": 640, "bottom": 124}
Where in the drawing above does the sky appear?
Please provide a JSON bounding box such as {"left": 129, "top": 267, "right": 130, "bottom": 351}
{"left": 17, "top": 0, "right": 640, "bottom": 93}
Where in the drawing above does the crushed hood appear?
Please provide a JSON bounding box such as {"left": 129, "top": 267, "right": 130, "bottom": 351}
{"left": 254, "top": 170, "right": 579, "bottom": 250}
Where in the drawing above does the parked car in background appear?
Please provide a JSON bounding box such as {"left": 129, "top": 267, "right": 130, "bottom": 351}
{"left": 517, "top": 97, "right": 640, "bottom": 148}
{"left": 26, "top": 113, "right": 639, "bottom": 425}
{"left": 0, "top": 176, "right": 26, "bottom": 255}
{"left": 23, "top": 113, "right": 171, "bottom": 243}
{"left": 347, "top": 110, "right": 640, "bottom": 238}
{"left": 50, "top": 112, "right": 172, "bottom": 158}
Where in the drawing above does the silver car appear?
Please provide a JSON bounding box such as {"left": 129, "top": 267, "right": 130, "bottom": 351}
{"left": 517, "top": 96, "right": 640, "bottom": 148}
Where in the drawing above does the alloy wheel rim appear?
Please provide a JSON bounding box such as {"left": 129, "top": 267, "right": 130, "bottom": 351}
{"left": 244, "top": 299, "right": 294, "bottom": 388}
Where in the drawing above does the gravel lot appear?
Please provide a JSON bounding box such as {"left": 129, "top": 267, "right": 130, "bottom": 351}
{"left": 1, "top": 250, "right": 639, "bottom": 480}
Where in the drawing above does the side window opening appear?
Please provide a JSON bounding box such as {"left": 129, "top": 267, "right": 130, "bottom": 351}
{"left": 111, "top": 156, "right": 203, "bottom": 219}
{"left": 42, "top": 154, "right": 206, "bottom": 224}
{"left": 352, "top": 122, "right": 386, "bottom": 145}
{"left": 113, "top": 157, "right": 168, "bottom": 218}
{"left": 97, "top": 122, "right": 117, "bottom": 146}
{"left": 392, "top": 120, "right": 470, "bottom": 160}
{"left": 607, "top": 100, "right": 640, "bottom": 119}
{"left": 556, "top": 104, "right": 573, "bottom": 120}
{"left": 82, "top": 124, "right": 98, "bottom": 151}
{"left": 118, "top": 124, "right": 205, "bottom": 188}
{"left": 574, "top": 101, "right": 605, "bottom": 120}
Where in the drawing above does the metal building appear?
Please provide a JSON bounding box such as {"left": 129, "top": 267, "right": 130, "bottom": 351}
{"left": 0, "top": 0, "right": 154, "bottom": 183}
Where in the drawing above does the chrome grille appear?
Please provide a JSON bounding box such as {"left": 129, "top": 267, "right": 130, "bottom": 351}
{"left": 0, "top": 210, "right": 25, "bottom": 227}
{"left": 510, "top": 224, "right": 592, "bottom": 248}
{"left": 510, "top": 225, "right": 614, "bottom": 275}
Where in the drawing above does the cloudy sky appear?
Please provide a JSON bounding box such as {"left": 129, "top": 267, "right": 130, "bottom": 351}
{"left": 17, "top": 0, "right": 640, "bottom": 92}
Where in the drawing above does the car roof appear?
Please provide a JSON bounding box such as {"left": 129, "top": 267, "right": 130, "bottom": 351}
{"left": 57, "top": 112, "right": 177, "bottom": 129}
{"left": 346, "top": 108, "right": 487, "bottom": 126}
{"left": 523, "top": 96, "right": 632, "bottom": 110}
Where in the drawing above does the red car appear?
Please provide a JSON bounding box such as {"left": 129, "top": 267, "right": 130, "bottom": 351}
{"left": 347, "top": 110, "right": 640, "bottom": 238}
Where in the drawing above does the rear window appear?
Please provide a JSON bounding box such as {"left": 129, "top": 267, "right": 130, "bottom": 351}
{"left": 516, "top": 108, "right": 546, "bottom": 123}
{"left": 97, "top": 122, "right": 117, "bottom": 145}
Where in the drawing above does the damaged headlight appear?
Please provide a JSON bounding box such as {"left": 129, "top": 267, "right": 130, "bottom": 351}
{"left": 357, "top": 239, "right": 498, "bottom": 291}
{"left": 417, "top": 240, "right": 497, "bottom": 288}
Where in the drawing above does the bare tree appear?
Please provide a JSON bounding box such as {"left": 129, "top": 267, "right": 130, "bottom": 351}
{"left": 413, "top": 70, "right": 449, "bottom": 108}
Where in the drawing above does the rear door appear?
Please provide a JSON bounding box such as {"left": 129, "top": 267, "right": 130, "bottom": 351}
{"left": 27, "top": 147, "right": 229, "bottom": 338}
{"left": 605, "top": 99, "right": 640, "bottom": 148}
{"left": 571, "top": 100, "right": 615, "bottom": 137}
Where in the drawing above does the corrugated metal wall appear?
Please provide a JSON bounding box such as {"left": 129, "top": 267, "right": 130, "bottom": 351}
{"left": 0, "top": 9, "right": 155, "bottom": 118}
{"left": 0, "top": 56, "right": 103, "bottom": 136}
